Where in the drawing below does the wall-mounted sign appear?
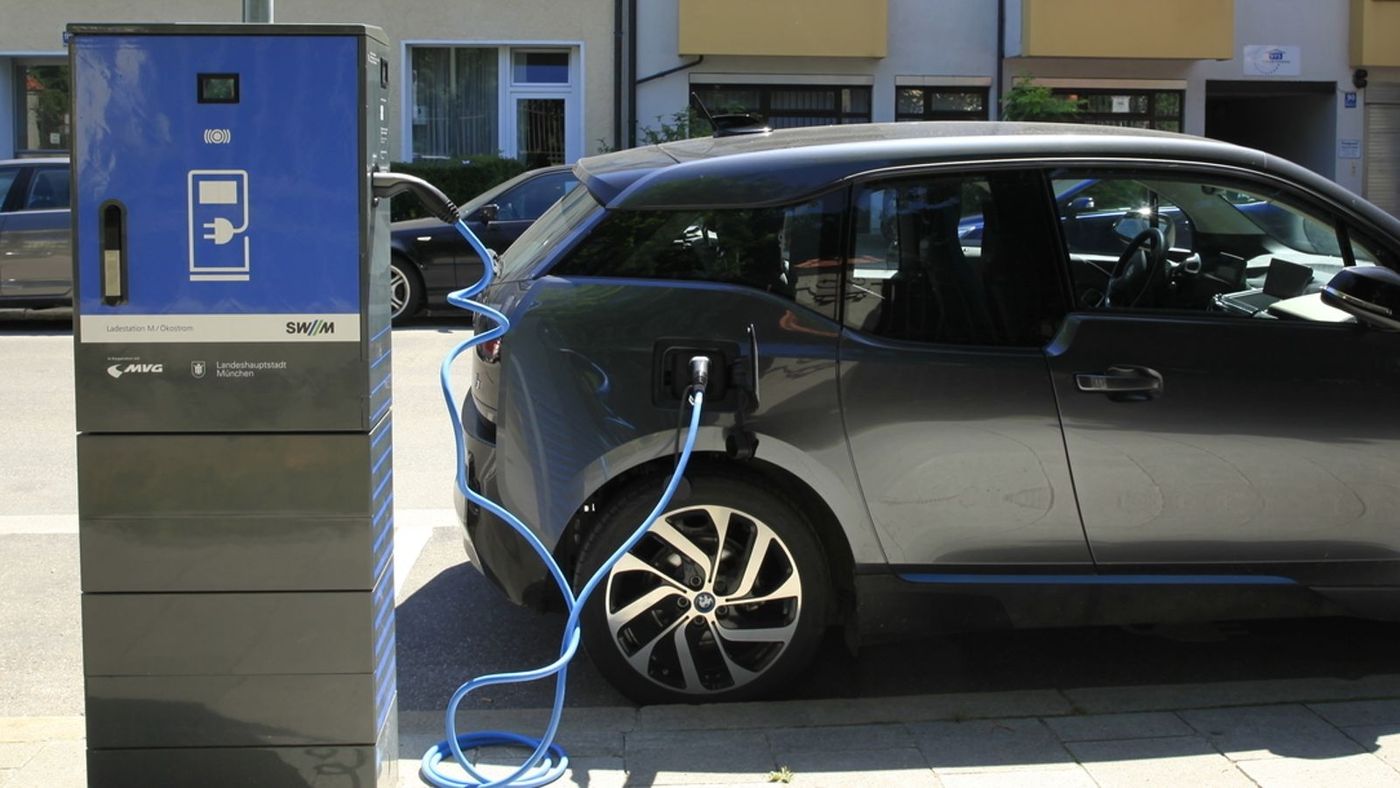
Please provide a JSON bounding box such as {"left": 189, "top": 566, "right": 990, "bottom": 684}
{"left": 1244, "top": 45, "right": 1302, "bottom": 77}
{"left": 1111, "top": 96, "right": 1131, "bottom": 113}
{"left": 1345, "top": 91, "right": 1358, "bottom": 108}
{"left": 1339, "top": 139, "right": 1362, "bottom": 160}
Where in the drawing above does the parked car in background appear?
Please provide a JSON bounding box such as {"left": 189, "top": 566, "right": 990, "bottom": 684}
{"left": 457, "top": 122, "right": 1400, "bottom": 704}
{"left": 0, "top": 158, "right": 71, "bottom": 308}
{"left": 388, "top": 164, "right": 579, "bottom": 320}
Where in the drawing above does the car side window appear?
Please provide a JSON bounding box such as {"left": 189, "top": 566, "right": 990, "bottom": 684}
{"left": 19, "top": 167, "right": 70, "bottom": 211}
{"left": 1052, "top": 170, "right": 1377, "bottom": 322}
{"left": 552, "top": 192, "right": 845, "bottom": 319}
{"left": 496, "top": 173, "right": 578, "bottom": 222}
{"left": 843, "top": 170, "right": 1060, "bottom": 346}
{"left": 0, "top": 168, "right": 18, "bottom": 210}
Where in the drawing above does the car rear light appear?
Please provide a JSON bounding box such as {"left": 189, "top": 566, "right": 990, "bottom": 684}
{"left": 476, "top": 337, "right": 501, "bottom": 364}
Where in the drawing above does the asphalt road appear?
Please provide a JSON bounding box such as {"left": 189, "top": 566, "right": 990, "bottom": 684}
{"left": 4, "top": 308, "right": 1400, "bottom": 722}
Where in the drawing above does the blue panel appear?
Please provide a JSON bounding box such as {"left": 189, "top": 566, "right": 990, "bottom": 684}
{"left": 74, "top": 35, "right": 360, "bottom": 315}
{"left": 898, "top": 573, "right": 1297, "bottom": 586}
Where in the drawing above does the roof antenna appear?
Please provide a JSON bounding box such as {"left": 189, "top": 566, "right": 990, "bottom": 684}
{"left": 690, "top": 91, "right": 771, "bottom": 138}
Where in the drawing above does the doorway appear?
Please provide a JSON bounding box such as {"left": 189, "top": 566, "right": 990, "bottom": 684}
{"left": 1206, "top": 81, "right": 1337, "bottom": 178}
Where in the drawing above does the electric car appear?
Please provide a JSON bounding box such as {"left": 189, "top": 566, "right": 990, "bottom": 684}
{"left": 388, "top": 165, "right": 578, "bottom": 320}
{"left": 456, "top": 122, "right": 1400, "bottom": 704}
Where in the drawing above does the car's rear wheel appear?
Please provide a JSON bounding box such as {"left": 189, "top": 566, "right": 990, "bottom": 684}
{"left": 576, "top": 471, "right": 829, "bottom": 704}
{"left": 390, "top": 257, "right": 424, "bottom": 321}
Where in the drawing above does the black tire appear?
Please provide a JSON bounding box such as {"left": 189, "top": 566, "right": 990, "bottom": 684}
{"left": 575, "top": 470, "right": 830, "bottom": 704}
{"left": 390, "top": 257, "right": 424, "bottom": 322}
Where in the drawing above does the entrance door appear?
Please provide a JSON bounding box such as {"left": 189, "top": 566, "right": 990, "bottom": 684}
{"left": 1047, "top": 166, "right": 1400, "bottom": 582}
{"left": 839, "top": 168, "right": 1091, "bottom": 569}
{"left": 1366, "top": 84, "right": 1400, "bottom": 217}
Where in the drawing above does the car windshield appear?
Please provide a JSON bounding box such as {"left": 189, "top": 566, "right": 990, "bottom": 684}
{"left": 496, "top": 184, "right": 601, "bottom": 281}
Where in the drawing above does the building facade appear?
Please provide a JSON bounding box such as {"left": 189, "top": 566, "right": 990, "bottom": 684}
{"left": 635, "top": 0, "right": 1400, "bottom": 215}
{"left": 0, "top": 0, "right": 617, "bottom": 165}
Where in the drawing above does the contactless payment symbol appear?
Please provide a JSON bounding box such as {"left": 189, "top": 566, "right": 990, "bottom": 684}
{"left": 188, "top": 169, "right": 250, "bottom": 282}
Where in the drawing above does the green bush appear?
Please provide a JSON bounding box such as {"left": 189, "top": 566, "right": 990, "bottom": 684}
{"left": 1001, "top": 78, "right": 1084, "bottom": 122}
{"left": 388, "top": 156, "right": 527, "bottom": 221}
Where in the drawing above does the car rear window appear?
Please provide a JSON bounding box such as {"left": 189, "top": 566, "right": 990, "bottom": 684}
{"left": 496, "top": 184, "right": 600, "bottom": 282}
{"left": 550, "top": 193, "right": 846, "bottom": 319}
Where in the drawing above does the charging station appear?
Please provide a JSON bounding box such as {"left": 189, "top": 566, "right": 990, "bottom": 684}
{"left": 70, "top": 24, "right": 397, "bottom": 786}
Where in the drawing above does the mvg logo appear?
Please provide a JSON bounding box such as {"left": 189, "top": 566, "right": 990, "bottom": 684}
{"left": 107, "top": 363, "right": 164, "bottom": 379}
{"left": 286, "top": 319, "right": 336, "bottom": 336}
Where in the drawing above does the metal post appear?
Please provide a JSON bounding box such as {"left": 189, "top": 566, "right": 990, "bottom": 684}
{"left": 243, "top": 0, "right": 273, "bottom": 23}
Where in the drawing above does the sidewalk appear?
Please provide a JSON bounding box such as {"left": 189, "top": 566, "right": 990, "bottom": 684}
{"left": 7, "top": 676, "right": 1400, "bottom": 787}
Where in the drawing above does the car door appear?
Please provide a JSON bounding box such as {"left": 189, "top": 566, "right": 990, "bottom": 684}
{"left": 0, "top": 165, "right": 24, "bottom": 297}
{"left": 1045, "top": 165, "right": 1400, "bottom": 585}
{"left": 478, "top": 170, "right": 578, "bottom": 253}
{"left": 839, "top": 168, "right": 1093, "bottom": 571}
{"left": 0, "top": 165, "right": 72, "bottom": 299}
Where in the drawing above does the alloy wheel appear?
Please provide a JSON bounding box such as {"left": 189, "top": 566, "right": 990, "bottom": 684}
{"left": 602, "top": 504, "right": 804, "bottom": 695}
{"left": 389, "top": 264, "right": 410, "bottom": 319}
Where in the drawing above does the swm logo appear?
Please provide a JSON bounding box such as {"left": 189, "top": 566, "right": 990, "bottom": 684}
{"left": 107, "top": 363, "right": 165, "bottom": 379}
{"left": 286, "top": 319, "right": 335, "bottom": 336}
{"left": 203, "top": 128, "right": 232, "bottom": 144}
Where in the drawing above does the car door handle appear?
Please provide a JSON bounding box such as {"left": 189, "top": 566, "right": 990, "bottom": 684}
{"left": 1075, "top": 366, "right": 1164, "bottom": 400}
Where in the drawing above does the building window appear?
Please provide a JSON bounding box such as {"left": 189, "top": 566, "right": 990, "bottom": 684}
{"left": 1051, "top": 88, "right": 1184, "bottom": 132}
{"left": 690, "top": 84, "right": 872, "bottom": 131}
{"left": 14, "top": 64, "right": 70, "bottom": 155}
{"left": 409, "top": 45, "right": 576, "bottom": 164}
{"left": 895, "top": 87, "right": 989, "bottom": 121}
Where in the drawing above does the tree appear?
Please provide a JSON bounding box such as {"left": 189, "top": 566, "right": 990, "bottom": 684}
{"left": 1001, "top": 77, "right": 1083, "bottom": 122}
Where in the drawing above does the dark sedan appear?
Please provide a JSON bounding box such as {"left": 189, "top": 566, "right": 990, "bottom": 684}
{"left": 388, "top": 164, "right": 578, "bottom": 320}
{"left": 0, "top": 157, "right": 71, "bottom": 308}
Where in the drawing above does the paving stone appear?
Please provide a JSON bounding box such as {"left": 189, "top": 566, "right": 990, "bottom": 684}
{"left": 1042, "top": 712, "right": 1192, "bottom": 742}
{"left": 1069, "top": 735, "right": 1254, "bottom": 787}
{"left": 558, "top": 757, "right": 629, "bottom": 788}
{"left": 768, "top": 747, "right": 939, "bottom": 788}
{"left": 1237, "top": 752, "right": 1400, "bottom": 788}
{"left": 1178, "top": 704, "right": 1364, "bottom": 761}
{"left": 767, "top": 723, "right": 913, "bottom": 754}
{"left": 3, "top": 740, "right": 85, "bottom": 788}
{"left": 1310, "top": 699, "right": 1400, "bottom": 728}
{"left": 1341, "top": 725, "right": 1400, "bottom": 770}
{"left": 0, "top": 745, "right": 38, "bottom": 772}
{"left": 626, "top": 728, "right": 775, "bottom": 786}
{"left": 909, "top": 718, "right": 1076, "bottom": 774}
{"left": 937, "top": 767, "right": 1097, "bottom": 788}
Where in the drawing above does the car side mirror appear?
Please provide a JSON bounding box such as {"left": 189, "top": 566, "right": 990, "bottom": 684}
{"left": 1065, "top": 196, "right": 1096, "bottom": 214}
{"left": 469, "top": 203, "right": 499, "bottom": 224}
{"left": 1321, "top": 266, "right": 1400, "bottom": 330}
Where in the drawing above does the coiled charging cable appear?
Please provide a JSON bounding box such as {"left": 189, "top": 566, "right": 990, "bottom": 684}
{"left": 421, "top": 216, "right": 707, "bottom": 787}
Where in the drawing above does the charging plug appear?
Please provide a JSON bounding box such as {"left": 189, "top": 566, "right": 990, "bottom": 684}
{"left": 688, "top": 355, "right": 710, "bottom": 393}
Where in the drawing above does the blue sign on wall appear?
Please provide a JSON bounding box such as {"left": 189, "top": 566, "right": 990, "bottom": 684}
{"left": 1345, "top": 91, "right": 1358, "bottom": 109}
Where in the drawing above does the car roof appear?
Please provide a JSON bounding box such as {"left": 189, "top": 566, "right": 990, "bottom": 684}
{"left": 573, "top": 122, "right": 1400, "bottom": 238}
{"left": 0, "top": 157, "right": 68, "bottom": 167}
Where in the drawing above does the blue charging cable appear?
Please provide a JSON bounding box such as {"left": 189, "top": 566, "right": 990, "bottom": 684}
{"left": 421, "top": 217, "right": 706, "bottom": 787}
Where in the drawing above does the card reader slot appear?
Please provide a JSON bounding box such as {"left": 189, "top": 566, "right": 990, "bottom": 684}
{"left": 99, "top": 200, "right": 128, "bottom": 305}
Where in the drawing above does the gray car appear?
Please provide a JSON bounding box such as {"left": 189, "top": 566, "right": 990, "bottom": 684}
{"left": 457, "top": 122, "right": 1400, "bottom": 704}
{"left": 0, "top": 157, "right": 71, "bottom": 307}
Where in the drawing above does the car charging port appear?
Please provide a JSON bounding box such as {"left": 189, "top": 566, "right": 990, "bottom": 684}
{"left": 653, "top": 340, "right": 735, "bottom": 407}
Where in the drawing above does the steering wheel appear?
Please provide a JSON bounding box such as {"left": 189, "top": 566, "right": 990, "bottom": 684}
{"left": 1102, "top": 227, "right": 1168, "bottom": 308}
